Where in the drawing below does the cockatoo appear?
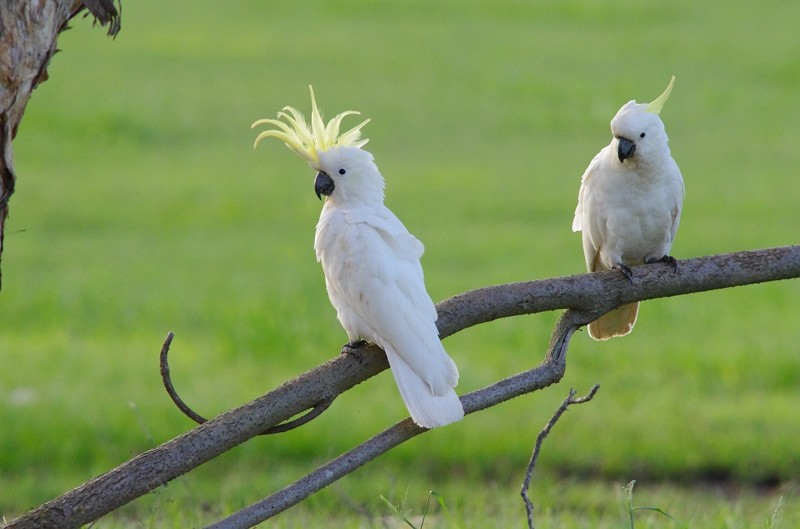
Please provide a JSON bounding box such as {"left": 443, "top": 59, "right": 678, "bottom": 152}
{"left": 572, "top": 76, "right": 684, "bottom": 340}
{"left": 252, "top": 87, "right": 464, "bottom": 428}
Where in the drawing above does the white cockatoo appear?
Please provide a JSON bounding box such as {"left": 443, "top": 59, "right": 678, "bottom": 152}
{"left": 252, "top": 87, "right": 464, "bottom": 428}
{"left": 572, "top": 76, "right": 684, "bottom": 340}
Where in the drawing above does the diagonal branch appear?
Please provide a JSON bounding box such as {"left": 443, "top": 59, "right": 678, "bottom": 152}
{"left": 205, "top": 308, "right": 592, "bottom": 529}
{"left": 5, "top": 246, "right": 800, "bottom": 529}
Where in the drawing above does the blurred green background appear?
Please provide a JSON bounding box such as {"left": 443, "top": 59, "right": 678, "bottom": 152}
{"left": 1, "top": 0, "right": 799, "bottom": 526}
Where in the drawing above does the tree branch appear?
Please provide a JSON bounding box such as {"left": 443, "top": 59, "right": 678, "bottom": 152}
{"left": 434, "top": 245, "right": 800, "bottom": 337}
{"left": 205, "top": 308, "right": 592, "bottom": 529}
{"left": 159, "top": 331, "right": 338, "bottom": 434}
{"left": 521, "top": 384, "right": 600, "bottom": 529}
{"left": 5, "top": 246, "right": 800, "bottom": 529}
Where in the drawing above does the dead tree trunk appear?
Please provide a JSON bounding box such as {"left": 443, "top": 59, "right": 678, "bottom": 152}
{"left": 4, "top": 245, "right": 799, "bottom": 529}
{"left": 0, "top": 0, "right": 119, "bottom": 288}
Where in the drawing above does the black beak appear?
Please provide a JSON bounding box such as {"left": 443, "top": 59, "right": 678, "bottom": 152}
{"left": 314, "top": 172, "right": 335, "bottom": 200}
{"left": 617, "top": 137, "right": 636, "bottom": 162}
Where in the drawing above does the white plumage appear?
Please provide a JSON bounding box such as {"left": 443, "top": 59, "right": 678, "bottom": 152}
{"left": 573, "top": 77, "right": 684, "bottom": 340}
{"left": 253, "top": 88, "right": 463, "bottom": 428}
{"left": 314, "top": 147, "right": 463, "bottom": 427}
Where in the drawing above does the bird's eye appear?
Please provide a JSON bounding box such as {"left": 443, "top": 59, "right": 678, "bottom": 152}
{"left": 640, "top": 132, "right": 646, "bottom": 138}
{"left": 338, "top": 168, "right": 346, "bottom": 175}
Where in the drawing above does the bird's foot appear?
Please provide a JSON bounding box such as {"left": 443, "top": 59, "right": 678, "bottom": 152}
{"left": 341, "top": 340, "right": 368, "bottom": 362}
{"left": 645, "top": 254, "right": 679, "bottom": 272}
{"left": 613, "top": 263, "right": 634, "bottom": 284}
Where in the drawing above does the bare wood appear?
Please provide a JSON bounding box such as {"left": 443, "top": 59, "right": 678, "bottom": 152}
{"left": 434, "top": 245, "right": 800, "bottom": 337}
{"left": 0, "top": 0, "right": 119, "bottom": 287}
{"left": 159, "top": 331, "right": 338, "bottom": 434}
{"left": 206, "top": 309, "right": 594, "bottom": 529}
{"left": 4, "top": 246, "right": 799, "bottom": 529}
{"left": 520, "top": 384, "right": 600, "bottom": 529}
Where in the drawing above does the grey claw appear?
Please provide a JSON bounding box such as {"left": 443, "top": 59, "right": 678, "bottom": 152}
{"left": 613, "top": 263, "right": 634, "bottom": 284}
{"left": 341, "top": 340, "right": 368, "bottom": 362}
{"left": 645, "top": 255, "right": 678, "bottom": 272}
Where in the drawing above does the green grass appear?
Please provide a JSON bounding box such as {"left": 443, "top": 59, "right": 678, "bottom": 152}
{"left": 2, "top": 0, "right": 800, "bottom": 526}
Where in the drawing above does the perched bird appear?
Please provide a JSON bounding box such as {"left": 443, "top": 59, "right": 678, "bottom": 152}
{"left": 252, "top": 87, "right": 464, "bottom": 428}
{"left": 572, "top": 76, "right": 684, "bottom": 340}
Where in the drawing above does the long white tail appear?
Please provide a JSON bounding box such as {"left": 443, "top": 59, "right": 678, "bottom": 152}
{"left": 383, "top": 345, "right": 464, "bottom": 428}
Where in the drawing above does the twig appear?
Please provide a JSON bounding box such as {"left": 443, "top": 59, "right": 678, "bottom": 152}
{"left": 160, "top": 331, "right": 337, "bottom": 435}
{"left": 159, "top": 332, "right": 207, "bottom": 424}
{"left": 520, "top": 384, "right": 600, "bottom": 529}
{"left": 261, "top": 396, "right": 337, "bottom": 434}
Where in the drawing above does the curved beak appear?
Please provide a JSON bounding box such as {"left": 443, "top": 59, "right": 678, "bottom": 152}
{"left": 617, "top": 137, "right": 636, "bottom": 162}
{"left": 314, "top": 172, "right": 335, "bottom": 200}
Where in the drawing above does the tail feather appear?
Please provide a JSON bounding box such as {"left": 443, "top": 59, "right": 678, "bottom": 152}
{"left": 588, "top": 302, "right": 639, "bottom": 341}
{"left": 384, "top": 345, "right": 464, "bottom": 428}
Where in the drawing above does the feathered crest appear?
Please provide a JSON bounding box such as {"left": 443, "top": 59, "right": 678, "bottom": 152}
{"left": 645, "top": 75, "right": 676, "bottom": 115}
{"left": 252, "top": 86, "right": 370, "bottom": 168}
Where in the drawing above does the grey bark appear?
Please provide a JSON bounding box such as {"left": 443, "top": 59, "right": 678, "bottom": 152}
{"left": 0, "top": 0, "right": 119, "bottom": 288}
{"left": 520, "top": 385, "right": 600, "bottom": 529}
{"left": 4, "top": 245, "right": 799, "bottom": 529}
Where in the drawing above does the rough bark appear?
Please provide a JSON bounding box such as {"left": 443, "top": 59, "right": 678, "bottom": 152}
{"left": 4, "top": 245, "right": 799, "bottom": 529}
{"left": 0, "top": 0, "right": 119, "bottom": 288}
{"left": 206, "top": 309, "right": 591, "bottom": 529}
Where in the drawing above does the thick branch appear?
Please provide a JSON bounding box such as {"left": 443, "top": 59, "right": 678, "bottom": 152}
{"left": 206, "top": 309, "right": 591, "bottom": 529}
{"left": 435, "top": 245, "right": 800, "bottom": 337}
{"left": 5, "top": 246, "right": 800, "bottom": 529}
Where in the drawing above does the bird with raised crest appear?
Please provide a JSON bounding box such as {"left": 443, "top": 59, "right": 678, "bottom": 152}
{"left": 252, "top": 88, "right": 464, "bottom": 428}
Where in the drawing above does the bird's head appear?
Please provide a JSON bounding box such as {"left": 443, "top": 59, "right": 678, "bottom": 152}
{"left": 609, "top": 76, "right": 675, "bottom": 166}
{"left": 252, "top": 86, "right": 384, "bottom": 205}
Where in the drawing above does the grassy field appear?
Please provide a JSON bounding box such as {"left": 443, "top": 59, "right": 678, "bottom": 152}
{"left": 2, "top": 0, "right": 799, "bottom": 526}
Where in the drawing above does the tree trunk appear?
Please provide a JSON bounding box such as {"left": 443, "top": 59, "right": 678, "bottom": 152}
{"left": 0, "top": 0, "right": 119, "bottom": 288}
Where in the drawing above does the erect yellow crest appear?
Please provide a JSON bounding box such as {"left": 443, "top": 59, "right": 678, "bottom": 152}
{"left": 251, "top": 86, "right": 370, "bottom": 168}
{"left": 645, "top": 75, "right": 676, "bottom": 115}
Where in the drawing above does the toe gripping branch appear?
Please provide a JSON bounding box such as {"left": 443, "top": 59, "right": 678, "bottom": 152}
{"left": 615, "top": 254, "right": 679, "bottom": 285}
{"left": 645, "top": 254, "right": 679, "bottom": 272}
{"left": 159, "top": 332, "right": 336, "bottom": 435}
{"left": 613, "top": 263, "right": 635, "bottom": 284}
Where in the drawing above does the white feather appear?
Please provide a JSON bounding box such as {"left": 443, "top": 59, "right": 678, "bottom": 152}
{"left": 384, "top": 343, "right": 464, "bottom": 428}
{"left": 573, "top": 93, "right": 684, "bottom": 340}
{"left": 313, "top": 146, "right": 463, "bottom": 428}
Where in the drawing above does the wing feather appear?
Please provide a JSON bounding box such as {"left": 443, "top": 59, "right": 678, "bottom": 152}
{"left": 574, "top": 148, "right": 608, "bottom": 271}
{"left": 572, "top": 149, "right": 604, "bottom": 233}
{"left": 316, "top": 206, "right": 458, "bottom": 395}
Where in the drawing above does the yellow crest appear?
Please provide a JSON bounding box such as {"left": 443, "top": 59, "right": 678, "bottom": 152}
{"left": 252, "top": 86, "right": 370, "bottom": 168}
{"left": 645, "top": 75, "right": 676, "bottom": 115}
